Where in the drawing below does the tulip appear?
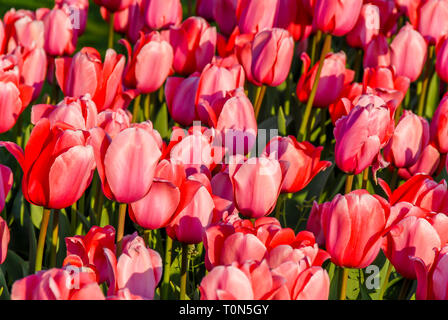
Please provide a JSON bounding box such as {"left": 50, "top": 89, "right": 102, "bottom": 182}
{"left": 93, "top": 0, "right": 134, "bottom": 12}
{"left": 55, "top": 0, "right": 90, "bottom": 36}
{"left": 165, "top": 74, "right": 200, "bottom": 126}
{"left": 0, "top": 119, "right": 96, "bottom": 209}
{"left": 395, "top": 0, "right": 422, "bottom": 26}
{"left": 346, "top": 4, "right": 381, "bottom": 49}
{"left": 383, "top": 111, "right": 430, "bottom": 168}
{"left": 141, "top": 0, "right": 182, "bottom": 30}
{"left": 97, "top": 108, "right": 132, "bottom": 139}
{"left": 398, "top": 143, "right": 441, "bottom": 180}
{"left": 166, "top": 179, "right": 215, "bottom": 244}
{"left": 196, "top": 0, "right": 214, "bottom": 20}
{"left": 41, "top": 8, "right": 78, "bottom": 57}
{"left": 274, "top": 0, "right": 313, "bottom": 41}
{"left": 263, "top": 136, "right": 332, "bottom": 193}
{"left": 366, "top": 0, "right": 398, "bottom": 37}
{"left": 414, "top": 245, "right": 448, "bottom": 300}
{"left": 0, "top": 20, "right": 5, "bottom": 54}
{"left": 431, "top": 94, "right": 448, "bottom": 153}
{"left": 334, "top": 97, "right": 395, "bottom": 175}
{"left": 313, "top": 0, "right": 363, "bottom": 36}
{"left": 56, "top": 47, "right": 133, "bottom": 112}
{"left": 4, "top": 15, "right": 45, "bottom": 52}
{"left": 15, "top": 46, "right": 47, "bottom": 101}
{"left": 242, "top": 28, "right": 294, "bottom": 87}
{"left": 418, "top": 0, "right": 448, "bottom": 45}
{"left": 213, "top": 0, "right": 241, "bottom": 36}
{"left": 162, "top": 17, "right": 217, "bottom": 75}
{"left": 390, "top": 23, "right": 427, "bottom": 81}
{"left": 88, "top": 124, "right": 162, "bottom": 204}
{"left": 363, "top": 34, "right": 391, "bottom": 69}
{"left": 229, "top": 156, "right": 285, "bottom": 219}
{"left": 320, "top": 190, "right": 389, "bottom": 268}
{"left": 436, "top": 36, "right": 448, "bottom": 83}
{"left": 121, "top": 32, "right": 173, "bottom": 94}
{"left": 31, "top": 95, "right": 98, "bottom": 130}
{"left": 11, "top": 268, "right": 105, "bottom": 300}
{"left": 236, "top": 0, "right": 277, "bottom": 35}
{"left": 0, "top": 164, "right": 13, "bottom": 214}
{"left": 0, "top": 216, "right": 10, "bottom": 264}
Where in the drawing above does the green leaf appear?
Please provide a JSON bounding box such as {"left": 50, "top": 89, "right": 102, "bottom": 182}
{"left": 277, "top": 106, "right": 287, "bottom": 136}
{"left": 30, "top": 204, "right": 43, "bottom": 229}
{"left": 425, "top": 72, "right": 439, "bottom": 119}
{"left": 2, "top": 250, "right": 28, "bottom": 286}
{"left": 154, "top": 103, "right": 170, "bottom": 140}
{"left": 0, "top": 267, "right": 10, "bottom": 300}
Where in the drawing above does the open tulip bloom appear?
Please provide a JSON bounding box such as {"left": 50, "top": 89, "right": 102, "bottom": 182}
{"left": 1, "top": 0, "right": 448, "bottom": 304}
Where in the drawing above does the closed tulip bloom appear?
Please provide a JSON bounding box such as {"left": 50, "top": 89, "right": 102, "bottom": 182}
{"left": 297, "top": 52, "right": 349, "bottom": 108}
{"left": 334, "top": 98, "right": 395, "bottom": 175}
{"left": 274, "top": 0, "right": 313, "bottom": 41}
{"left": 418, "top": 0, "right": 448, "bottom": 45}
{"left": 263, "top": 136, "right": 332, "bottom": 193}
{"left": 166, "top": 179, "right": 215, "bottom": 244}
{"left": 230, "top": 157, "right": 285, "bottom": 219}
{"left": 246, "top": 28, "right": 294, "bottom": 87}
{"left": 11, "top": 268, "right": 105, "bottom": 300}
{"left": 5, "top": 15, "right": 45, "bottom": 52}
{"left": 165, "top": 74, "right": 200, "bottom": 126}
{"left": 31, "top": 95, "right": 98, "bottom": 130}
{"left": 197, "top": 0, "right": 214, "bottom": 20}
{"left": 363, "top": 34, "right": 391, "bottom": 69}
{"left": 436, "top": 36, "right": 448, "bottom": 83}
{"left": 0, "top": 119, "right": 96, "bottom": 209}
{"left": 431, "top": 95, "right": 448, "bottom": 153}
{"left": 414, "top": 245, "right": 448, "bottom": 300}
{"left": 93, "top": 0, "right": 133, "bottom": 12}
{"left": 346, "top": 4, "right": 381, "bottom": 48}
{"left": 122, "top": 32, "right": 173, "bottom": 94}
{"left": 88, "top": 124, "right": 162, "bottom": 204}
{"left": 41, "top": 8, "right": 77, "bottom": 57}
{"left": 0, "top": 164, "right": 13, "bottom": 214}
{"left": 313, "top": 0, "right": 363, "bottom": 36}
{"left": 384, "top": 111, "right": 430, "bottom": 168}
{"left": 97, "top": 108, "right": 132, "bottom": 139}
{"left": 0, "top": 216, "right": 9, "bottom": 264}
{"left": 213, "top": 0, "right": 241, "bottom": 36}
{"left": 142, "top": 0, "right": 182, "bottom": 30}
{"left": 390, "top": 23, "right": 427, "bottom": 81}
{"left": 322, "top": 190, "right": 389, "bottom": 268}
{"left": 236, "top": 0, "right": 277, "bottom": 35}
{"left": 162, "top": 17, "right": 217, "bottom": 75}
{"left": 398, "top": 143, "right": 441, "bottom": 180}
{"left": 15, "top": 46, "right": 47, "bottom": 101}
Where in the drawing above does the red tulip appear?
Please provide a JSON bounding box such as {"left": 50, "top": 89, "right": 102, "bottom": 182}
{"left": 390, "top": 23, "right": 427, "bottom": 81}
{"left": 88, "top": 123, "right": 162, "bottom": 204}
{"left": 0, "top": 164, "right": 13, "bottom": 214}
{"left": 166, "top": 179, "right": 215, "bottom": 244}
{"left": 363, "top": 34, "right": 391, "bottom": 69}
{"left": 418, "top": 0, "right": 448, "bottom": 45}
{"left": 121, "top": 32, "right": 173, "bottom": 94}
{"left": 93, "top": 0, "right": 134, "bottom": 12}
{"left": 297, "top": 52, "right": 350, "bottom": 107}
{"left": 313, "top": 0, "right": 363, "bottom": 36}
{"left": 236, "top": 0, "right": 277, "bottom": 35}
{"left": 0, "top": 119, "right": 96, "bottom": 209}
{"left": 274, "top": 0, "right": 312, "bottom": 41}
{"left": 64, "top": 225, "right": 116, "bottom": 283}
{"left": 162, "top": 17, "right": 216, "bottom": 75}
{"left": 346, "top": 4, "right": 381, "bottom": 49}
{"left": 384, "top": 111, "right": 430, "bottom": 168}
{"left": 242, "top": 28, "right": 294, "bottom": 87}
{"left": 41, "top": 8, "right": 78, "bottom": 57}
{"left": 141, "top": 0, "right": 182, "bottom": 30}
{"left": 11, "top": 268, "right": 104, "bottom": 300}
{"left": 431, "top": 94, "right": 448, "bottom": 153}
{"left": 0, "top": 216, "right": 10, "bottom": 264}
{"left": 319, "top": 190, "right": 389, "bottom": 268}
{"left": 263, "top": 136, "right": 332, "bottom": 193}
{"left": 31, "top": 95, "right": 98, "bottom": 130}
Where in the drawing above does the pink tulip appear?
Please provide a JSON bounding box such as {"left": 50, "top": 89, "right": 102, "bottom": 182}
{"left": 56, "top": 47, "right": 133, "bottom": 112}
{"left": 55, "top": 0, "right": 90, "bottom": 36}
{"left": 0, "top": 164, "right": 13, "bottom": 214}
{"left": 236, "top": 0, "right": 277, "bottom": 35}
{"left": 1, "top": 119, "right": 96, "bottom": 209}
{"left": 263, "top": 136, "right": 332, "bottom": 193}
{"left": 89, "top": 123, "right": 162, "bottom": 204}
{"left": 431, "top": 94, "right": 448, "bottom": 153}
{"left": 384, "top": 111, "right": 430, "bottom": 168}
{"left": 436, "top": 37, "right": 448, "bottom": 83}
{"left": 334, "top": 96, "right": 395, "bottom": 175}
{"left": 213, "top": 0, "right": 241, "bottom": 36}
{"left": 121, "top": 32, "right": 173, "bottom": 94}
{"left": 390, "top": 23, "right": 427, "bottom": 81}
{"left": 0, "top": 216, "right": 10, "bottom": 264}
{"left": 4, "top": 14, "right": 44, "bottom": 53}
{"left": 0, "top": 20, "right": 5, "bottom": 54}
{"left": 165, "top": 74, "right": 200, "bottom": 126}
{"left": 230, "top": 156, "right": 285, "bottom": 219}
{"left": 41, "top": 8, "right": 78, "bottom": 57}
{"left": 320, "top": 190, "right": 389, "bottom": 268}
{"left": 242, "top": 28, "right": 294, "bottom": 87}
{"left": 97, "top": 108, "right": 132, "bottom": 139}
{"left": 313, "top": 0, "right": 363, "bottom": 36}
{"left": 141, "top": 0, "right": 182, "bottom": 30}
{"left": 398, "top": 143, "right": 441, "bottom": 180}
{"left": 31, "top": 95, "right": 98, "bottom": 130}
{"left": 297, "top": 52, "right": 350, "bottom": 107}
{"left": 274, "top": 0, "right": 312, "bottom": 41}
{"left": 162, "top": 17, "right": 217, "bottom": 75}
{"left": 366, "top": 0, "right": 399, "bottom": 37}
{"left": 166, "top": 179, "right": 215, "bottom": 244}
{"left": 93, "top": 0, "right": 134, "bottom": 12}
{"left": 363, "top": 35, "right": 391, "bottom": 69}
{"left": 11, "top": 268, "right": 105, "bottom": 300}
{"left": 418, "top": 0, "right": 448, "bottom": 45}
{"left": 346, "top": 4, "right": 381, "bottom": 48}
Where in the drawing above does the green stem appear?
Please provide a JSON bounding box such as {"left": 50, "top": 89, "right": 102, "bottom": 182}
{"left": 310, "top": 31, "right": 322, "bottom": 66}
{"left": 361, "top": 167, "right": 369, "bottom": 190}
{"left": 116, "top": 203, "right": 127, "bottom": 256}
{"left": 391, "top": 169, "right": 399, "bottom": 191}
{"left": 298, "top": 34, "right": 332, "bottom": 142}
{"left": 49, "top": 211, "right": 59, "bottom": 268}
{"left": 378, "top": 260, "right": 393, "bottom": 300}
{"left": 274, "top": 193, "right": 286, "bottom": 222}
{"left": 70, "top": 202, "right": 77, "bottom": 235}
{"left": 108, "top": 13, "right": 115, "bottom": 49}
{"left": 398, "top": 278, "right": 413, "bottom": 300}
{"left": 253, "top": 85, "right": 267, "bottom": 120}
{"left": 345, "top": 174, "right": 354, "bottom": 194}
{"left": 180, "top": 243, "right": 190, "bottom": 300}
{"left": 339, "top": 267, "right": 349, "bottom": 300}
{"left": 35, "top": 208, "right": 51, "bottom": 272}
{"left": 161, "top": 236, "right": 173, "bottom": 300}
{"left": 143, "top": 93, "right": 151, "bottom": 121}
{"left": 417, "top": 45, "right": 434, "bottom": 116}
{"left": 132, "top": 95, "right": 142, "bottom": 123}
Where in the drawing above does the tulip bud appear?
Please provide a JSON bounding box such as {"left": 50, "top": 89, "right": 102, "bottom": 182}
{"left": 313, "top": 0, "right": 363, "bottom": 36}
{"left": 236, "top": 0, "right": 277, "bottom": 35}
{"left": 41, "top": 8, "right": 78, "bottom": 56}
{"left": 165, "top": 74, "right": 200, "bottom": 126}
{"left": 213, "top": 0, "right": 241, "bottom": 36}
{"left": 142, "top": 0, "right": 182, "bottom": 30}
{"left": 418, "top": 0, "right": 448, "bottom": 45}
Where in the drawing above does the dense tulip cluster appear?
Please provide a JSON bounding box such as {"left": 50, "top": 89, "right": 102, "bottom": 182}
{"left": 0, "top": 0, "right": 448, "bottom": 303}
